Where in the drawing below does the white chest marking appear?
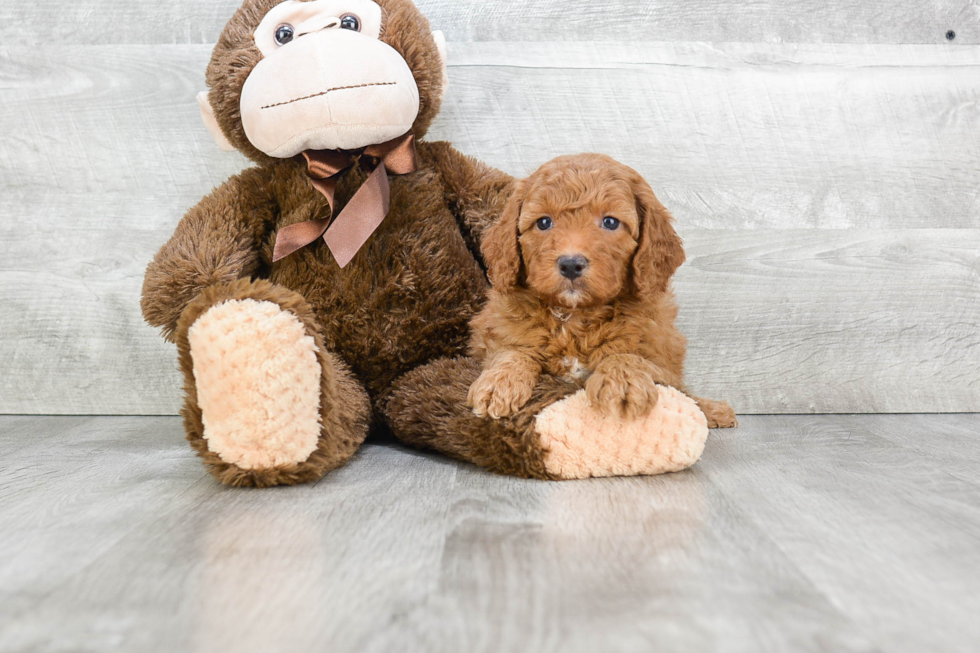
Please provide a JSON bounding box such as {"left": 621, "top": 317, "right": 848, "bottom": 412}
{"left": 561, "top": 357, "right": 590, "bottom": 381}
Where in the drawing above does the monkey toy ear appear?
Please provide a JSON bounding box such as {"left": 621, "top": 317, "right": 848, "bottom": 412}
{"left": 432, "top": 30, "right": 449, "bottom": 88}
{"left": 196, "top": 91, "right": 237, "bottom": 152}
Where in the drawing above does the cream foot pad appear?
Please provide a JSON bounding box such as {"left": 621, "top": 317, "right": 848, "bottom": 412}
{"left": 188, "top": 299, "right": 322, "bottom": 470}
{"left": 535, "top": 384, "right": 709, "bottom": 479}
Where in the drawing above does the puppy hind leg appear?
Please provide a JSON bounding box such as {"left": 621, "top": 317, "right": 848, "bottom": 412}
{"left": 692, "top": 396, "right": 738, "bottom": 429}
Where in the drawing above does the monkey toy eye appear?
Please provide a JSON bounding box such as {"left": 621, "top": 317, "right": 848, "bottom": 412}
{"left": 536, "top": 217, "right": 554, "bottom": 231}
{"left": 340, "top": 14, "right": 361, "bottom": 31}
{"left": 601, "top": 216, "right": 621, "bottom": 230}
{"left": 274, "top": 24, "right": 295, "bottom": 46}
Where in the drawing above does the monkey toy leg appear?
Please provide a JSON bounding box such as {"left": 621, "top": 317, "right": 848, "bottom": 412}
{"left": 385, "top": 357, "right": 710, "bottom": 480}
{"left": 175, "top": 278, "right": 371, "bottom": 487}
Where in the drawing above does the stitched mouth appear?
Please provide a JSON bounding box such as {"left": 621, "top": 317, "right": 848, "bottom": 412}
{"left": 261, "top": 81, "right": 397, "bottom": 110}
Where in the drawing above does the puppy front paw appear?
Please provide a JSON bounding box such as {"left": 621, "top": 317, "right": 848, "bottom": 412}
{"left": 586, "top": 366, "right": 659, "bottom": 421}
{"left": 468, "top": 367, "right": 536, "bottom": 419}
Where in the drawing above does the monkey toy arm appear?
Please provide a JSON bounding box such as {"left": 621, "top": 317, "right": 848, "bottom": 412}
{"left": 141, "top": 167, "right": 277, "bottom": 342}
{"left": 417, "top": 141, "right": 515, "bottom": 259}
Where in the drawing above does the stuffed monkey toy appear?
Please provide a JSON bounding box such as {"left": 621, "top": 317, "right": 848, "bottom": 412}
{"left": 142, "top": 0, "right": 729, "bottom": 487}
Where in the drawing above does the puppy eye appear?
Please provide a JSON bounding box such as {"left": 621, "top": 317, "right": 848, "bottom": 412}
{"left": 536, "top": 217, "right": 554, "bottom": 231}
{"left": 275, "top": 24, "right": 295, "bottom": 45}
{"left": 340, "top": 14, "right": 361, "bottom": 31}
{"left": 601, "top": 216, "right": 621, "bottom": 231}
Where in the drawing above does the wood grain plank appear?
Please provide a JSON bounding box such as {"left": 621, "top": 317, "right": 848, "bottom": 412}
{"left": 847, "top": 414, "right": 980, "bottom": 486}
{"left": 2, "top": 42, "right": 978, "bottom": 414}
{"left": 443, "top": 42, "right": 980, "bottom": 230}
{"left": 0, "top": 0, "right": 976, "bottom": 45}
{"left": 1, "top": 225, "right": 976, "bottom": 415}
{"left": 5, "top": 43, "right": 977, "bottom": 230}
{"left": 0, "top": 418, "right": 461, "bottom": 653}
{"left": 2, "top": 415, "right": 979, "bottom": 652}
{"left": 677, "top": 229, "right": 980, "bottom": 414}
{"left": 387, "top": 465, "right": 877, "bottom": 652}
{"left": 701, "top": 415, "right": 980, "bottom": 653}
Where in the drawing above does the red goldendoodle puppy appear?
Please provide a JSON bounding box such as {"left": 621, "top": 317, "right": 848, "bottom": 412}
{"left": 467, "top": 153, "right": 736, "bottom": 427}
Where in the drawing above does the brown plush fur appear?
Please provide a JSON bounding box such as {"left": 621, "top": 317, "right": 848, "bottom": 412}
{"left": 144, "top": 138, "right": 515, "bottom": 483}
{"left": 385, "top": 357, "right": 580, "bottom": 480}
{"left": 468, "top": 154, "right": 737, "bottom": 427}
{"left": 143, "top": 0, "right": 563, "bottom": 485}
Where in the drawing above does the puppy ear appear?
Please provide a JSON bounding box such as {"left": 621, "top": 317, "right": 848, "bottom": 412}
{"left": 482, "top": 179, "right": 526, "bottom": 289}
{"left": 630, "top": 172, "right": 685, "bottom": 297}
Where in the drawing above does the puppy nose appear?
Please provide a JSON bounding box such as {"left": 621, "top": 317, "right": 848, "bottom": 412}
{"left": 558, "top": 255, "right": 589, "bottom": 280}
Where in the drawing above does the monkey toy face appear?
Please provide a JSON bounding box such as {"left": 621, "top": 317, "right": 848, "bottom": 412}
{"left": 200, "top": 0, "right": 448, "bottom": 161}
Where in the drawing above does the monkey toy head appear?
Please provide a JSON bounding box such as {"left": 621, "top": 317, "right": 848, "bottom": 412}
{"left": 198, "top": 0, "right": 448, "bottom": 163}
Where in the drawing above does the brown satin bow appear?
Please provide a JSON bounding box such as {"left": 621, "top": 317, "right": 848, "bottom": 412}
{"left": 272, "top": 132, "right": 419, "bottom": 267}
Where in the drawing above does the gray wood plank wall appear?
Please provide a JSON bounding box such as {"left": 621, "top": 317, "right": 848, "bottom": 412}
{"left": 1, "top": 2, "right": 978, "bottom": 415}
{"left": 1, "top": 1, "right": 976, "bottom": 44}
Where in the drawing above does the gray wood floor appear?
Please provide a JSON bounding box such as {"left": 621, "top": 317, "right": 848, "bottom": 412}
{"left": 1, "top": 415, "right": 978, "bottom": 653}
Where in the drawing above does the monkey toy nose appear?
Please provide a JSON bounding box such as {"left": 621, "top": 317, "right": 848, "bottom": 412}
{"left": 558, "top": 255, "right": 589, "bottom": 280}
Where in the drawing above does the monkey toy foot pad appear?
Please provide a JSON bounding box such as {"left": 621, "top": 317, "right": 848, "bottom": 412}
{"left": 386, "top": 358, "right": 709, "bottom": 481}
{"left": 188, "top": 298, "right": 323, "bottom": 470}
{"left": 536, "top": 384, "right": 708, "bottom": 479}
{"left": 175, "top": 280, "right": 372, "bottom": 488}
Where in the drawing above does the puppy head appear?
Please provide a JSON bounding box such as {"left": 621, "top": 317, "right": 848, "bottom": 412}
{"left": 483, "top": 154, "right": 685, "bottom": 308}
